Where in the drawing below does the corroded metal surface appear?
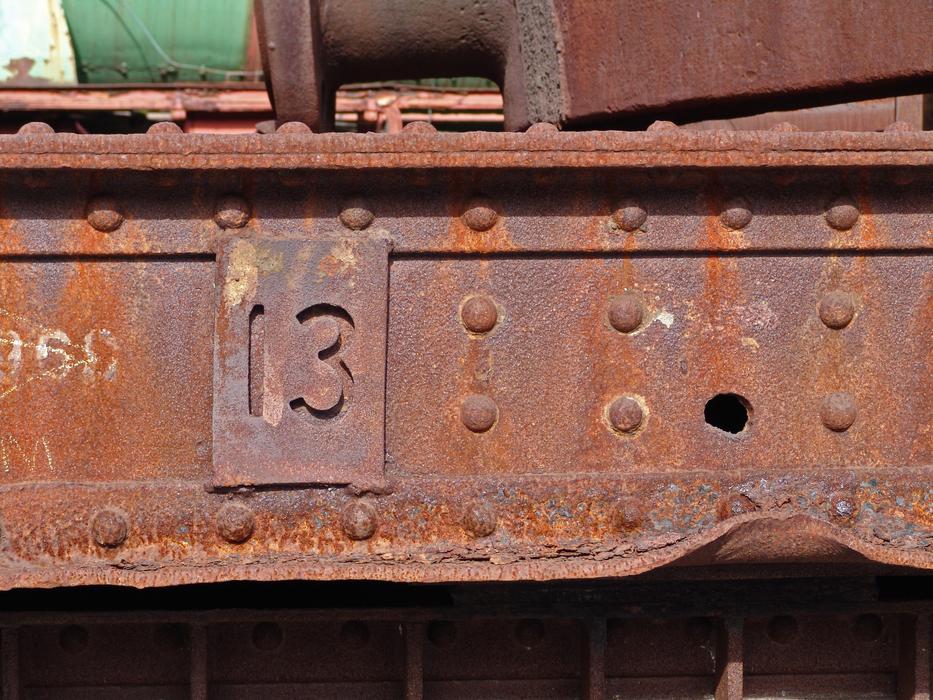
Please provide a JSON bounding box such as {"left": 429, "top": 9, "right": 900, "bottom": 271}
{"left": 0, "top": 127, "right": 929, "bottom": 590}
{"left": 255, "top": 0, "right": 933, "bottom": 130}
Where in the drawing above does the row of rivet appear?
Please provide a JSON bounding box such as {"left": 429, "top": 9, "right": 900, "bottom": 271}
{"left": 85, "top": 485, "right": 861, "bottom": 552}
{"left": 79, "top": 193, "right": 866, "bottom": 233}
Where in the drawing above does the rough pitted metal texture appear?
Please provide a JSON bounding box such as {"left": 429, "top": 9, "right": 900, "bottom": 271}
{"left": 0, "top": 126, "right": 929, "bottom": 592}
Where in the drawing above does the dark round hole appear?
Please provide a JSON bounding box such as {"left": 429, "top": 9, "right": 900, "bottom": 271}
{"left": 704, "top": 393, "right": 751, "bottom": 434}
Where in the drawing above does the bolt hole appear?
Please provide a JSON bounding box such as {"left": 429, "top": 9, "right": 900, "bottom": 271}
{"left": 704, "top": 393, "right": 751, "bottom": 434}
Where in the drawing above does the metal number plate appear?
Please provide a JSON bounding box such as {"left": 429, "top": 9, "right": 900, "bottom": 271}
{"left": 212, "top": 235, "right": 389, "bottom": 487}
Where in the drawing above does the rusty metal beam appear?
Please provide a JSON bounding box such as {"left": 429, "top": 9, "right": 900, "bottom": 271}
{"left": 0, "top": 124, "right": 928, "bottom": 589}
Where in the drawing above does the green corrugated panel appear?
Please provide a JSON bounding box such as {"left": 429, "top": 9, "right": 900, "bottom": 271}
{"left": 61, "top": 0, "right": 256, "bottom": 83}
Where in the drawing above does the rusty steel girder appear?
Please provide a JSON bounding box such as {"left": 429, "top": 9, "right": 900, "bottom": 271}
{"left": 0, "top": 123, "right": 930, "bottom": 590}
{"left": 255, "top": 0, "right": 933, "bottom": 131}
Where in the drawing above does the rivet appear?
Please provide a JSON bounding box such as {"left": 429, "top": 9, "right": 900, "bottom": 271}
{"left": 339, "top": 621, "right": 370, "bottom": 649}
{"left": 767, "top": 615, "right": 799, "bottom": 644}
{"left": 606, "top": 395, "right": 645, "bottom": 434}
{"left": 825, "top": 197, "right": 859, "bottom": 231}
{"left": 819, "top": 291, "right": 855, "bottom": 329}
{"left": 884, "top": 121, "right": 913, "bottom": 132}
{"left": 526, "top": 122, "right": 559, "bottom": 134}
{"left": 460, "top": 295, "right": 498, "bottom": 334}
{"left": 59, "top": 625, "right": 89, "bottom": 653}
{"left": 610, "top": 202, "right": 647, "bottom": 232}
{"left": 403, "top": 120, "right": 436, "bottom": 133}
{"left": 830, "top": 492, "right": 859, "bottom": 519}
{"left": 463, "top": 501, "right": 497, "bottom": 537}
{"left": 720, "top": 197, "right": 752, "bottom": 230}
{"left": 853, "top": 614, "right": 883, "bottom": 642}
{"left": 607, "top": 292, "right": 644, "bottom": 333}
{"left": 216, "top": 502, "right": 255, "bottom": 544}
{"left": 214, "top": 194, "right": 251, "bottom": 229}
{"left": 86, "top": 195, "right": 123, "bottom": 233}
{"left": 338, "top": 198, "right": 374, "bottom": 230}
{"left": 770, "top": 121, "right": 799, "bottom": 132}
{"left": 460, "top": 394, "right": 498, "bottom": 433}
{"left": 717, "top": 493, "right": 757, "bottom": 520}
{"left": 341, "top": 500, "right": 378, "bottom": 540}
{"left": 90, "top": 508, "right": 128, "bottom": 548}
{"left": 251, "top": 622, "right": 283, "bottom": 651}
{"left": 462, "top": 201, "right": 498, "bottom": 232}
{"left": 646, "top": 120, "right": 679, "bottom": 132}
{"left": 613, "top": 498, "right": 644, "bottom": 531}
{"left": 17, "top": 121, "right": 54, "bottom": 135}
{"left": 427, "top": 621, "right": 457, "bottom": 647}
{"left": 276, "top": 121, "right": 312, "bottom": 134}
{"left": 514, "top": 619, "right": 545, "bottom": 648}
{"left": 147, "top": 121, "right": 182, "bottom": 134}
{"left": 821, "top": 392, "right": 857, "bottom": 431}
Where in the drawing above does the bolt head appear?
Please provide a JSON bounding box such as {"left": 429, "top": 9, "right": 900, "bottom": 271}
{"left": 607, "top": 395, "right": 645, "bottom": 434}
{"left": 646, "top": 120, "right": 679, "bottom": 132}
{"left": 717, "top": 493, "right": 757, "bottom": 520}
{"left": 341, "top": 500, "right": 378, "bottom": 540}
{"left": 91, "top": 508, "right": 128, "bottom": 548}
{"left": 462, "top": 202, "right": 498, "bottom": 232}
{"left": 610, "top": 203, "right": 647, "bottom": 232}
{"left": 607, "top": 292, "right": 644, "bottom": 333}
{"left": 214, "top": 195, "right": 251, "bottom": 229}
{"left": 825, "top": 198, "right": 860, "bottom": 231}
{"left": 460, "top": 394, "right": 498, "bottom": 433}
{"left": 821, "top": 391, "right": 857, "bottom": 431}
{"left": 86, "top": 195, "right": 123, "bottom": 233}
{"left": 339, "top": 199, "right": 374, "bottom": 230}
{"left": 819, "top": 291, "right": 855, "bottom": 329}
{"left": 720, "top": 197, "right": 752, "bottom": 230}
{"left": 526, "top": 122, "right": 559, "bottom": 134}
{"left": 463, "top": 501, "right": 497, "bottom": 537}
{"left": 216, "top": 502, "right": 255, "bottom": 544}
{"left": 460, "top": 295, "right": 498, "bottom": 334}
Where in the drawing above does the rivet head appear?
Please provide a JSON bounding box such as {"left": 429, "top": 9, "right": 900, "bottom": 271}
{"left": 821, "top": 391, "right": 857, "bottom": 431}
{"left": 717, "top": 493, "right": 757, "bottom": 521}
{"left": 338, "top": 199, "right": 374, "bottom": 230}
{"left": 146, "top": 121, "right": 182, "bottom": 134}
{"left": 526, "top": 122, "right": 559, "bottom": 134}
{"left": 720, "top": 197, "right": 752, "bottom": 230}
{"left": 276, "top": 121, "right": 312, "bottom": 134}
{"left": 606, "top": 395, "right": 645, "bottom": 434}
{"left": 17, "top": 121, "right": 54, "bottom": 135}
{"left": 767, "top": 615, "right": 799, "bottom": 644}
{"left": 607, "top": 292, "right": 644, "bottom": 333}
{"left": 460, "top": 394, "right": 498, "bottom": 433}
{"left": 403, "top": 120, "right": 436, "bottom": 133}
{"left": 460, "top": 295, "right": 498, "bottom": 334}
{"left": 341, "top": 500, "right": 378, "bottom": 540}
{"left": 825, "top": 198, "right": 860, "bottom": 231}
{"left": 830, "top": 492, "right": 859, "bottom": 519}
{"left": 86, "top": 195, "right": 123, "bottom": 233}
{"left": 463, "top": 501, "right": 497, "bottom": 537}
{"left": 214, "top": 195, "right": 251, "bottom": 229}
{"left": 646, "top": 120, "right": 679, "bottom": 132}
{"left": 216, "top": 502, "right": 255, "bottom": 544}
{"left": 613, "top": 498, "right": 644, "bottom": 531}
{"left": 462, "top": 202, "right": 498, "bottom": 232}
{"left": 91, "top": 508, "right": 128, "bottom": 548}
{"left": 819, "top": 291, "right": 855, "bottom": 329}
{"left": 610, "top": 202, "right": 647, "bottom": 232}
{"left": 771, "top": 121, "right": 800, "bottom": 132}
{"left": 884, "top": 121, "right": 913, "bottom": 132}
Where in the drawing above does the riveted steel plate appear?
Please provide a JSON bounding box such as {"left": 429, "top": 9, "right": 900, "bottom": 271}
{"left": 0, "top": 129, "right": 929, "bottom": 590}
{"left": 213, "top": 236, "right": 390, "bottom": 487}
